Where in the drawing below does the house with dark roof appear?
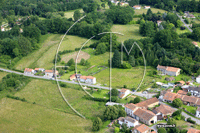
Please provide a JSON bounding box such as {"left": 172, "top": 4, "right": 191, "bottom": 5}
{"left": 118, "top": 116, "right": 139, "bottom": 128}
{"left": 157, "top": 65, "right": 181, "bottom": 76}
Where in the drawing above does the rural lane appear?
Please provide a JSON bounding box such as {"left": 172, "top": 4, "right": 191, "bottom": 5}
{"left": 175, "top": 12, "right": 193, "bottom": 32}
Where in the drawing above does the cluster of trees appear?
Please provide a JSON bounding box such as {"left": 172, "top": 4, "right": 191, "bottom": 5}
{"left": 0, "top": 0, "right": 91, "bottom": 17}
{"left": 103, "top": 105, "right": 126, "bottom": 121}
{"left": 177, "top": 0, "right": 200, "bottom": 13}
{"left": 105, "top": 6, "right": 135, "bottom": 24}
{"left": 0, "top": 73, "right": 30, "bottom": 92}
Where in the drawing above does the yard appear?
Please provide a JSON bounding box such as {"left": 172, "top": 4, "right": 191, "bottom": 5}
{"left": 183, "top": 105, "right": 197, "bottom": 115}
{"left": 14, "top": 34, "right": 95, "bottom": 70}
{"left": 111, "top": 24, "right": 145, "bottom": 42}
{"left": 0, "top": 98, "right": 92, "bottom": 133}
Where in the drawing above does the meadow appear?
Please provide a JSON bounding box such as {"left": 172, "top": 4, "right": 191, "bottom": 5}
{"left": 111, "top": 24, "right": 145, "bottom": 42}
{"left": 0, "top": 98, "right": 92, "bottom": 133}
{"left": 134, "top": 8, "right": 167, "bottom": 15}
{"left": 14, "top": 34, "right": 95, "bottom": 70}
{"left": 14, "top": 79, "right": 106, "bottom": 119}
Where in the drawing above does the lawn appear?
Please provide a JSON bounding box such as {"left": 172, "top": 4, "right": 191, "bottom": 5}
{"left": 111, "top": 24, "right": 145, "bottom": 42}
{"left": 183, "top": 105, "right": 197, "bottom": 114}
{"left": 0, "top": 98, "right": 92, "bottom": 133}
{"left": 134, "top": 8, "right": 167, "bottom": 15}
{"left": 14, "top": 34, "right": 95, "bottom": 70}
{"left": 64, "top": 9, "right": 84, "bottom": 19}
{"left": 176, "top": 28, "right": 190, "bottom": 34}
{"left": 14, "top": 79, "right": 106, "bottom": 119}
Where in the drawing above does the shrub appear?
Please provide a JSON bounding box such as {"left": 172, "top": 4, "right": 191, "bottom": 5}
{"left": 187, "top": 117, "right": 196, "bottom": 124}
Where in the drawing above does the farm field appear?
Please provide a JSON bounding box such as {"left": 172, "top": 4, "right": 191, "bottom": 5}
{"left": 14, "top": 79, "right": 106, "bottom": 119}
{"left": 111, "top": 24, "right": 145, "bottom": 42}
{"left": 14, "top": 34, "right": 95, "bottom": 70}
{"left": 134, "top": 8, "right": 167, "bottom": 15}
{"left": 0, "top": 98, "right": 92, "bottom": 133}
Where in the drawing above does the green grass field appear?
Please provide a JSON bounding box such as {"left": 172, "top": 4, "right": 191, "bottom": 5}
{"left": 0, "top": 98, "right": 92, "bottom": 133}
{"left": 14, "top": 34, "right": 95, "bottom": 70}
{"left": 183, "top": 105, "right": 197, "bottom": 114}
{"left": 14, "top": 79, "right": 106, "bottom": 119}
{"left": 111, "top": 24, "right": 145, "bottom": 42}
{"left": 134, "top": 8, "right": 167, "bottom": 15}
{"left": 64, "top": 9, "right": 84, "bottom": 19}
{"left": 176, "top": 28, "right": 190, "bottom": 34}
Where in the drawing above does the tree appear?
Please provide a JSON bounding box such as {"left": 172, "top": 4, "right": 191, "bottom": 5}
{"left": 112, "top": 50, "right": 121, "bottom": 68}
{"left": 95, "top": 43, "right": 107, "bottom": 55}
{"left": 133, "top": 96, "right": 141, "bottom": 104}
{"left": 80, "top": 58, "right": 85, "bottom": 65}
{"left": 67, "top": 58, "right": 75, "bottom": 66}
{"left": 101, "top": 3, "right": 105, "bottom": 9}
{"left": 172, "top": 98, "right": 183, "bottom": 108}
{"left": 128, "top": 56, "right": 135, "bottom": 67}
{"left": 73, "top": 10, "right": 81, "bottom": 21}
{"left": 92, "top": 117, "right": 102, "bottom": 131}
{"left": 192, "top": 27, "right": 200, "bottom": 41}
{"left": 103, "top": 106, "right": 119, "bottom": 120}
{"left": 119, "top": 109, "right": 126, "bottom": 117}
{"left": 167, "top": 118, "right": 176, "bottom": 125}
{"left": 111, "top": 88, "right": 119, "bottom": 96}
{"left": 114, "top": 127, "right": 120, "bottom": 133}
{"left": 122, "top": 62, "right": 132, "bottom": 69}
{"left": 158, "top": 128, "right": 167, "bottom": 133}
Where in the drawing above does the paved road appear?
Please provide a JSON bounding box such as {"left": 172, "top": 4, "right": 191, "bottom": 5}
{"left": 160, "top": 102, "right": 200, "bottom": 124}
{"left": 175, "top": 12, "right": 193, "bottom": 32}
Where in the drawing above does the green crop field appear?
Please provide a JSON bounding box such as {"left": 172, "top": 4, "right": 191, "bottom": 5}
{"left": 0, "top": 98, "right": 92, "bottom": 133}
{"left": 14, "top": 79, "right": 106, "bottom": 119}
{"left": 111, "top": 24, "right": 145, "bottom": 42}
{"left": 14, "top": 34, "right": 95, "bottom": 70}
{"left": 134, "top": 8, "right": 167, "bottom": 15}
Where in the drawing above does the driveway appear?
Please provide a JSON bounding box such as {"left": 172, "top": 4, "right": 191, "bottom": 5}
{"left": 175, "top": 12, "right": 193, "bottom": 32}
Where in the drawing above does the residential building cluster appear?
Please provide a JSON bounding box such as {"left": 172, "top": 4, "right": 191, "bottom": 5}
{"left": 157, "top": 65, "right": 181, "bottom": 76}
{"left": 24, "top": 68, "right": 58, "bottom": 78}
{"left": 70, "top": 74, "right": 96, "bottom": 84}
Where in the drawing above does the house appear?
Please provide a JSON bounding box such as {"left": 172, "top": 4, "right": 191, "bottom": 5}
{"left": 20, "top": 28, "right": 23, "bottom": 33}
{"left": 162, "top": 92, "right": 177, "bottom": 103}
{"left": 152, "top": 104, "right": 175, "bottom": 120}
{"left": 119, "top": 88, "right": 131, "bottom": 99}
{"left": 34, "top": 68, "right": 45, "bottom": 73}
{"left": 157, "top": 65, "right": 181, "bottom": 76}
{"left": 1, "top": 26, "right": 5, "bottom": 31}
{"left": 196, "top": 107, "right": 200, "bottom": 118}
{"left": 157, "top": 20, "right": 163, "bottom": 27}
{"left": 183, "top": 86, "right": 200, "bottom": 97}
{"left": 182, "top": 95, "right": 198, "bottom": 106}
{"left": 192, "top": 42, "right": 199, "bottom": 47}
{"left": 177, "top": 80, "right": 185, "bottom": 85}
{"left": 187, "top": 14, "right": 195, "bottom": 18}
{"left": 135, "top": 97, "right": 159, "bottom": 109}
{"left": 24, "top": 68, "right": 34, "bottom": 75}
{"left": 131, "top": 124, "right": 151, "bottom": 133}
{"left": 177, "top": 90, "right": 188, "bottom": 95}
{"left": 78, "top": 76, "right": 96, "bottom": 84}
{"left": 196, "top": 75, "right": 200, "bottom": 83}
{"left": 133, "top": 5, "right": 141, "bottom": 10}
{"left": 44, "top": 70, "right": 59, "bottom": 78}
{"left": 165, "top": 77, "right": 175, "bottom": 82}
{"left": 187, "top": 128, "right": 200, "bottom": 133}
{"left": 144, "top": 6, "right": 150, "bottom": 9}
{"left": 118, "top": 116, "right": 139, "bottom": 128}
{"left": 125, "top": 103, "right": 139, "bottom": 116}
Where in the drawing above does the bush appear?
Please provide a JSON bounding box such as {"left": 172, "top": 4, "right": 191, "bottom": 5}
{"left": 180, "top": 26, "right": 186, "bottom": 30}
{"left": 187, "top": 117, "right": 196, "bottom": 124}
{"left": 60, "top": 82, "right": 67, "bottom": 87}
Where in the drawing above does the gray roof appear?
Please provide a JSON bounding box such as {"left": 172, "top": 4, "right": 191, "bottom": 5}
{"left": 188, "top": 86, "right": 200, "bottom": 92}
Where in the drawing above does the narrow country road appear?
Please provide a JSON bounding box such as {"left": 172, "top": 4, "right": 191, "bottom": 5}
{"left": 175, "top": 12, "right": 193, "bottom": 32}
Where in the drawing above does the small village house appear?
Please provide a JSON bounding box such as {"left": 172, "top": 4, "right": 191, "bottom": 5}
{"left": 34, "top": 68, "right": 45, "bottom": 73}
{"left": 152, "top": 104, "right": 175, "bottom": 120}
{"left": 78, "top": 76, "right": 96, "bottom": 84}
{"left": 131, "top": 124, "right": 151, "bottom": 133}
{"left": 135, "top": 97, "right": 159, "bottom": 109}
{"left": 133, "top": 5, "right": 141, "bottom": 10}
{"left": 118, "top": 116, "right": 139, "bottom": 128}
{"left": 157, "top": 20, "right": 163, "bottom": 27}
{"left": 24, "top": 68, "right": 34, "bottom": 75}
{"left": 177, "top": 90, "right": 188, "bottom": 95}
{"left": 119, "top": 88, "right": 131, "bottom": 99}
{"left": 157, "top": 65, "right": 181, "bottom": 76}
{"left": 192, "top": 42, "right": 199, "bottom": 47}
{"left": 196, "top": 107, "right": 200, "bottom": 118}
{"left": 196, "top": 75, "right": 200, "bottom": 83}
{"left": 44, "top": 70, "right": 59, "bottom": 78}
{"left": 144, "top": 6, "right": 150, "bottom": 9}
{"left": 1, "top": 26, "right": 5, "bottom": 32}
{"left": 187, "top": 128, "right": 200, "bottom": 133}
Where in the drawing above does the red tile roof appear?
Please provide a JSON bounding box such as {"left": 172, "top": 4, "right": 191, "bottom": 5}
{"left": 132, "top": 124, "right": 150, "bottom": 133}
{"left": 157, "top": 65, "right": 181, "bottom": 72}
{"left": 177, "top": 90, "right": 187, "bottom": 95}
{"left": 136, "top": 97, "right": 159, "bottom": 108}
{"left": 187, "top": 128, "right": 200, "bottom": 133}
{"left": 24, "top": 68, "right": 33, "bottom": 72}
{"left": 163, "top": 92, "right": 177, "bottom": 101}
{"left": 152, "top": 104, "right": 175, "bottom": 115}
{"left": 133, "top": 108, "right": 156, "bottom": 121}
{"left": 124, "top": 103, "right": 138, "bottom": 110}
